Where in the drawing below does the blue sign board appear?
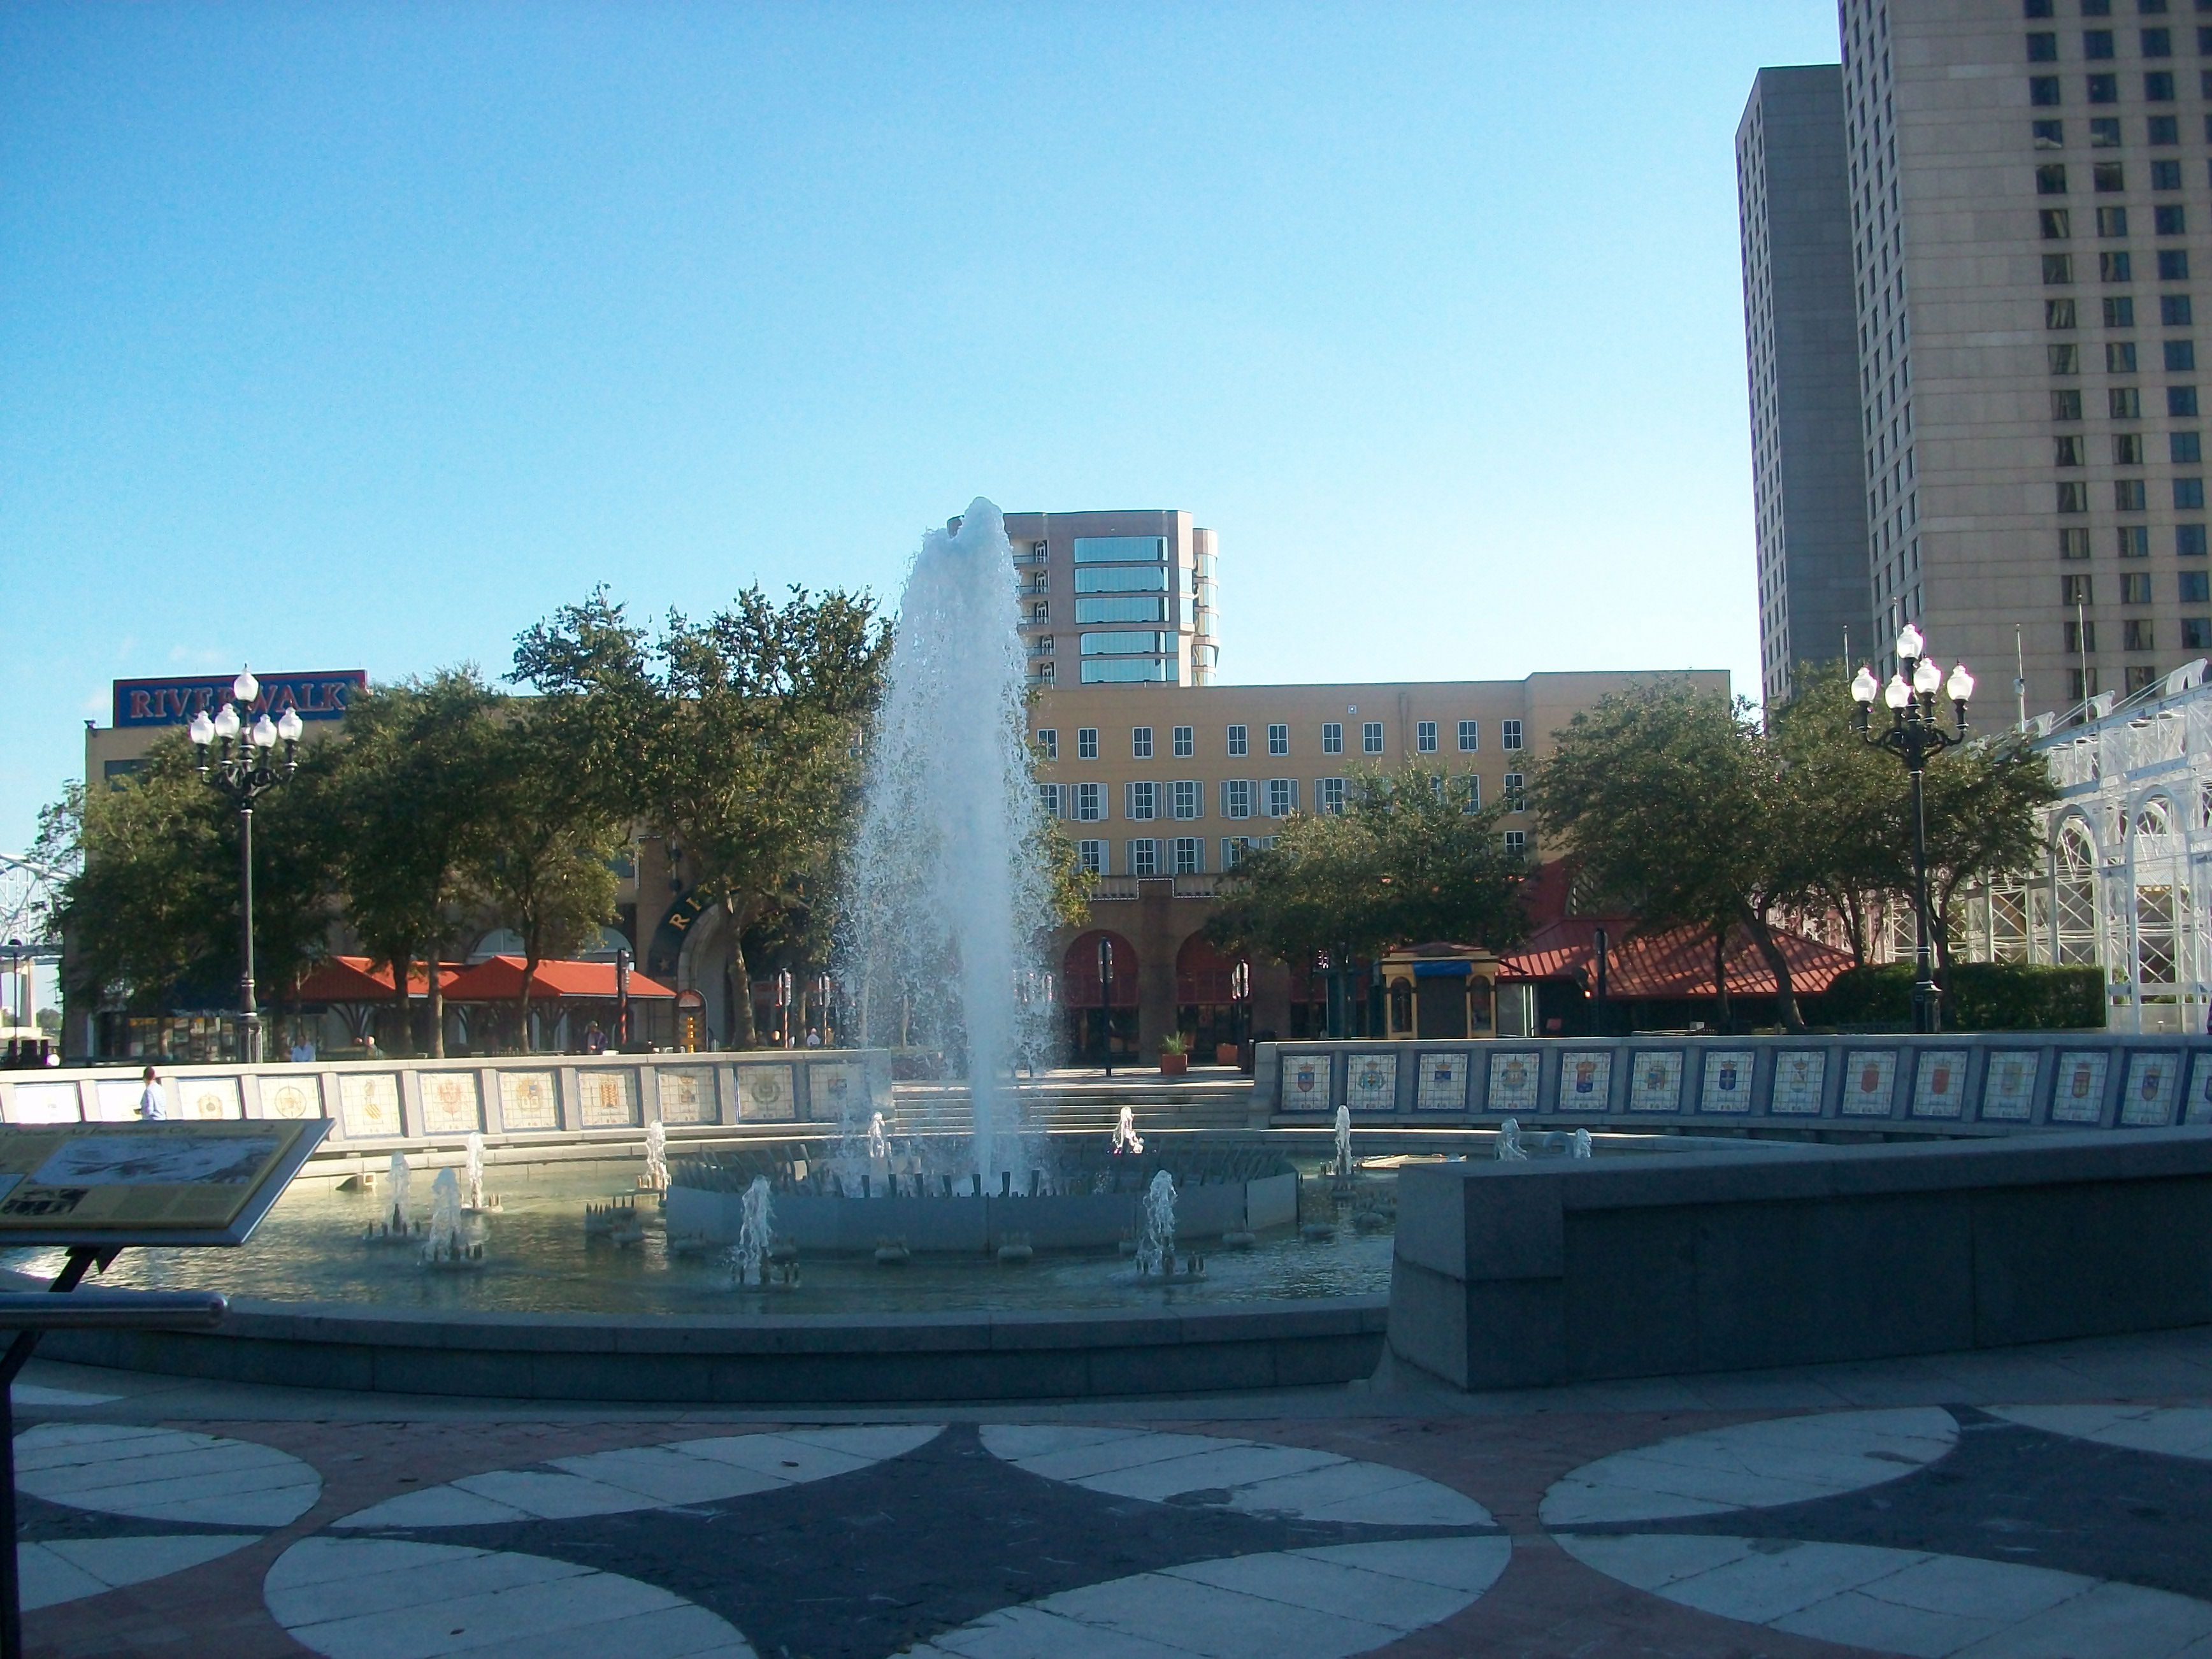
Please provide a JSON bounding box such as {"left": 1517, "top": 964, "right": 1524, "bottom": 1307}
{"left": 112, "top": 671, "right": 368, "bottom": 729}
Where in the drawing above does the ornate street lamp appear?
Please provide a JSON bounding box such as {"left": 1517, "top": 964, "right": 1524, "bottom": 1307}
{"left": 189, "top": 669, "right": 303, "bottom": 1063}
{"left": 1851, "top": 625, "right": 1974, "bottom": 1034}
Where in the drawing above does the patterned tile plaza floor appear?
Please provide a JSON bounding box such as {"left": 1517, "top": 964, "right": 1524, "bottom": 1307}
{"left": 12, "top": 1324, "right": 2212, "bottom": 1658}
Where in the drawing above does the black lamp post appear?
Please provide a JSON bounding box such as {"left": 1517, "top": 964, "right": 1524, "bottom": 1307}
{"left": 188, "top": 669, "right": 302, "bottom": 1064}
{"left": 1851, "top": 626, "right": 1974, "bottom": 1035}
{"left": 1096, "top": 935, "right": 1114, "bottom": 1076}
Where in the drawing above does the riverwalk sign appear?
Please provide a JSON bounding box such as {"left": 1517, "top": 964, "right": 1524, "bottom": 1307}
{"left": 0, "top": 1119, "right": 327, "bottom": 1246}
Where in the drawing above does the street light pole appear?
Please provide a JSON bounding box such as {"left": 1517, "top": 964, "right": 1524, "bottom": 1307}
{"left": 1851, "top": 627, "right": 1975, "bottom": 1035}
{"left": 189, "top": 668, "right": 303, "bottom": 1064}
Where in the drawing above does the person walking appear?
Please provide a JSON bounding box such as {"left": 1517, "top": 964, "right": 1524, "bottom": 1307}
{"left": 136, "top": 1066, "right": 166, "bottom": 1121}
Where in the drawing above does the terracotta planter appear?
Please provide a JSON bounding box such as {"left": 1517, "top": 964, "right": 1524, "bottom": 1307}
{"left": 1159, "top": 1052, "right": 1189, "bottom": 1076}
{"left": 1215, "top": 1043, "right": 1240, "bottom": 1066}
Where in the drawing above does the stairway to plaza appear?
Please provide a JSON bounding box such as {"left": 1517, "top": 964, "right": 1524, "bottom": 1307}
{"left": 884, "top": 1068, "right": 1260, "bottom": 1137}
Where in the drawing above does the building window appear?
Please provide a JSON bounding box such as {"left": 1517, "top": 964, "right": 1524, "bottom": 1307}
{"left": 2059, "top": 481, "right": 2092, "bottom": 512}
{"left": 1172, "top": 780, "right": 1200, "bottom": 820}
{"left": 2127, "top": 664, "right": 2163, "bottom": 693}
{"left": 1221, "top": 837, "right": 1253, "bottom": 870}
{"left": 2180, "top": 478, "right": 2207, "bottom": 508}
{"left": 2058, "top": 434, "right": 2088, "bottom": 466}
{"left": 2150, "top": 114, "right": 2180, "bottom": 143}
{"left": 2089, "top": 73, "right": 2120, "bottom": 103}
{"left": 2173, "top": 386, "right": 2201, "bottom": 416}
{"left": 1037, "top": 782, "right": 1063, "bottom": 818}
{"left": 1361, "top": 721, "right": 1384, "bottom": 754}
{"left": 2115, "top": 433, "right": 2144, "bottom": 465}
{"left": 2097, "top": 206, "right": 2129, "bottom": 238}
{"left": 2170, "top": 340, "right": 2199, "bottom": 371}
{"left": 1319, "top": 777, "right": 1347, "bottom": 815}
{"left": 1172, "top": 724, "right": 1193, "bottom": 758}
{"left": 2071, "top": 667, "right": 2102, "bottom": 702}
{"left": 2146, "top": 71, "right": 2177, "bottom": 101}
{"left": 1226, "top": 723, "right": 1248, "bottom": 757}
{"left": 2115, "top": 386, "right": 2144, "bottom": 417}
{"left": 1172, "top": 837, "right": 1202, "bottom": 875}
{"left": 2036, "top": 119, "right": 2067, "bottom": 150}
{"left": 2064, "top": 574, "right": 2095, "bottom": 605}
{"left": 2183, "top": 524, "right": 2210, "bottom": 555}
{"left": 1126, "top": 781, "right": 1158, "bottom": 821}
{"left": 1035, "top": 660, "right": 1054, "bottom": 682}
{"left": 2062, "top": 527, "right": 2094, "bottom": 558}
{"left": 2093, "top": 162, "right": 2125, "bottom": 192}
{"left": 2102, "top": 251, "right": 2133, "bottom": 282}
{"left": 1322, "top": 722, "right": 1343, "bottom": 754}
{"left": 2042, "top": 208, "right": 2074, "bottom": 240}
{"left": 2028, "top": 31, "right": 2058, "bottom": 62}
{"left": 2123, "top": 571, "right": 2154, "bottom": 605}
{"left": 2108, "top": 342, "right": 2138, "bottom": 373}
{"left": 1266, "top": 778, "right": 1297, "bottom": 818}
{"left": 2165, "top": 297, "right": 2196, "bottom": 328}
{"left": 1457, "top": 719, "right": 1479, "bottom": 752}
{"left": 1502, "top": 719, "right": 1524, "bottom": 751}
{"left": 2186, "top": 617, "right": 2212, "bottom": 649}
{"left": 2126, "top": 620, "right": 2157, "bottom": 651}
{"left": 2052, "top": 344, "right": 2082, "bottom": 373}
{"left": 1078, "top": 839, "right": 1105, "bottom": 876}
{"left": 2117, "top": 478, "right": 2150, "bottom": 511}
{"left": 2046, "top": 252, "right": 2076, "bottom": 283}
{"left": 2054, "top": 387, "right": 2084, "bottom": 419}
{"left": 1267, "top": 723, "right": 1288, "bottom": 756}
{"left": 1461, "top": 775, "right": 1481, "bottom": 814}
{"left": 1415, "top": 719, "right": 1438, "bottom": 753}
{"left": 2153, "top": 160, "right": 2186, "bottom": 192}
{"left": 2067, "top": 618, "right": 2098, "bottom": 654}
{"left": 1075, "top": 782, "right": 1104, "bottom": 822}
{"left": 2039, "top": 162, "right": 2070, "bottom": 195}
{"left": 2160, "top": 250, "right": 2192, "bottom": 281}
{"left": 2092, "top": 116, "right": 2124, "bottom": 147}
{"left": 2147, "top": 27, "right": 2175, "bottom": 58}
{"left": 1222, "top": 779, "right": 1253, "bottom": 819}
{"left": 1503, "top": 773, "right": 1526, "bottom": 813}
{"left": 2120, "top": 524, "right": 2152, "bottom": 556}
{"left": 2105, "top": 296, "right": 2135, "bottom": 327}
{"left": 1029, "top": 601, "right": 1049, "bottom": 624}
{"left": 2050, "top": 298, "right": 2079, "bottom": 330}
{"left": 2177, "top": 432, "right": 2204, "bottom": 463}
{"left": 2085, "top": 30, "right": 2116, "bottom": 61}
{"left": 1128, "top": 838, "right": 1159, "bottom": 877}
{"left": 1504, "top": 831, "right": 1526, "bottom": 854}
{"left": 1077, "top": 727, "right": 1098, "bottom": 760}
{"left": 1131, "top": 726, "right": 1153, "bottom": 759}
{"left": 2181, "top": 571, "right": 2210, "bottom": 603}
{"left": 1036, "top": 728, "right": 1058, "bottom": 761}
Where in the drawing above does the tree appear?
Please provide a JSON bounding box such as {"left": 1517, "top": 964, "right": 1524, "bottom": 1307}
{"left": 1914, "top": 731, "right": 2060, "bottom": 973}
{"left": 1207, "top": 764, "right": 1528, "bottom": 1031}
{"left": 1767, "top": 671, "right": 1905, "bottom": 966}
{"left": 465, "top": 715, "right": 624, "bottom": 1051}
{"left": 514, "top": 584, "right": 893, "bottom": 1047}
{"left": 1533, "top": 682, "right": 1816, "bottom": 1031}
{"left": 327, "top": 672, "right": 504, "bottom": 1056}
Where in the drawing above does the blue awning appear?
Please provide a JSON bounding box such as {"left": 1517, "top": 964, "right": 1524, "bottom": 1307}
{"left": 1411, "top": 961, "right": 1473, "bottom": 979}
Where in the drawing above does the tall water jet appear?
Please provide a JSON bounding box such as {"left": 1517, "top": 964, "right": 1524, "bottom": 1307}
{"left": 1333, "top": 1103, "right": 1353, "bottom": 1179}
{"left": 1135, "top": 1170, "right": 1177, "bottom": 1277}
{"left": 463, "top": 1133, "right": 487, "bottom": 1211}
{"left": 841, "top": 499, "right": 1055, "bottom": 1189}
{"left": 387, "top": 1152, "right": 413, "bottom": 1232}
{"left": 731, "top": 1176, "right": 773, "bottom": 1287}
{"left": 643, "top": 1121, "right": 670, "bottom": 1191}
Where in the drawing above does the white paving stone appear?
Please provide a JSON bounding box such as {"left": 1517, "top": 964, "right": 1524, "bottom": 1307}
{"left": 266, "top": 1537, "right": 756, "bottom": 1659}
{"left": 15, "top": 1423, "right": 320, "bottom": 1526}
{"left": 976, "top": 1425, "right": 1142, "bottom": 1463}
{"left": 1987, "top": 1404, "right": 2212, "bottom": 1464}
{"left": 11, "top": 1384, "right": 121, "bottom": 1407}
{"left": 1560, "top": 1533, "right": 2212, "bottom": 1659}
{"left": 336, "top": 1425, "right": 943, "bottom": 1530}
{"left": 1540, "top": 1407, "right": 1958, "bottom": 1526}
{"left": 985, "top": 1427, "right": 1495, "bottom": 1526}
{"left": 22, "top": 1534, "right": 261, "bottom": 1610}
{"left": 907, "top": 1541, "right": 1507, "bottom": 1659}
{"left": 15, "top": 1544, "right": 108, "bottom": 1611}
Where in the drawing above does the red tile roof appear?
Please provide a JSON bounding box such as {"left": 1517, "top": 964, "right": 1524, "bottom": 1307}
{"left": 439, "top": 956, "right": 675, "bottom": 1002}
{"left": 292, "top": 956, "right": 458, "bottom": 1002}
{"left": 1499, "top": 916, "right": 1855, "bottom": 1000}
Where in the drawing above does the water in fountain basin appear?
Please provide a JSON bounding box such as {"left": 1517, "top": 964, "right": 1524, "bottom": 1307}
{"left": 730, "top": 1175, "right": 773, "bottom": 1287}
{"left": 839, "top": 499, "right": 1055, "bottom": 1192}
{"left": 1135, "top": 1170, "right": 1177, "bottom": 1277}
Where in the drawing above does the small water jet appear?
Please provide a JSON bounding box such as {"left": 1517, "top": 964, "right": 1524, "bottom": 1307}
{"left": 420, "top": 1168, "right": 485, "bottom": 1270}
{"left": 640, "top": 1121, "right": 670, "bottom": 1192}
{"left": 729, "top": 1176, "right": 773, "bottom": 1287}
{"left": 1134, "top": 1170, "right": 1201, "bottom": 1277}
{"left": 1495, "top": 1118, "right": 1530, "bottom": 1161}
{"left": 462, "top": 1132, "right": 499, "bottom": 1213}
{"left": 1572, "top": 1127, "right": 1594, "bottom": 1160}
{"left": 364, "top": 1152, "right": 420, "bottom": 1242}
{"left": 583, "top": 1195, "right": 638, "bottom": 1236}
{"left": 1111, "top": 1105, "right": 1144, "bottom": 1157}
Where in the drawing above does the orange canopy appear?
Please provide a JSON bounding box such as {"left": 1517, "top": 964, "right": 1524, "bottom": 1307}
{"left": 294, "top": 955, "right": 459, "bottom": 1002}
{"left": 440, "top": 955, "right": 675, "bottom": 1003}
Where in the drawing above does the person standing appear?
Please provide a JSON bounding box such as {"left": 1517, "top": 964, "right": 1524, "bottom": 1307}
{"left": 136, "top": 1066, "right": 166, "bottom": 1121}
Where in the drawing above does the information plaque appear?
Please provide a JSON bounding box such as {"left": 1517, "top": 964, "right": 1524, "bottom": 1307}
{"left": 0, "top": 1119, "right": 328, "bottom": 1247}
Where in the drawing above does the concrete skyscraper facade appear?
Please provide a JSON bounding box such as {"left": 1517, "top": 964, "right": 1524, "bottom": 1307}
{"left": 1738, "top": 64, "right": 1872, "bottom": 705}
{"left": 1746, "top": 0, "right": 2212, "bottom": 716}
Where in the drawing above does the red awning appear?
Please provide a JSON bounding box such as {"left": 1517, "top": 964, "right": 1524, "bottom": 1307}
{"left": 1498, "top": 918, "right": 1855, "bottom": 1000}
{"left": 293, "top": 956, "right": 459, "bottom": 1003}
{"left": 440, "top": 956, "right": 675, "bottom": 1003}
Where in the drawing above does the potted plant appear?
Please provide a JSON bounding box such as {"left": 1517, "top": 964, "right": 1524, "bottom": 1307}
{"left": 1158, "top": 1032, "right": 1189, "bottom": 1076}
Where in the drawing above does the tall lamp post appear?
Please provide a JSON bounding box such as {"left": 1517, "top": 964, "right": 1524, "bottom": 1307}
{"left": 1851, "top": 626, "right": 1974, "bottom": 1035}
{"left": 188, "top": 670, "right": 303, "bottom": 1063}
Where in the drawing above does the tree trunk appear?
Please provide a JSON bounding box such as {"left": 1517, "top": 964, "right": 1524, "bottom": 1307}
{"left": 515, "top": 961, "right": 538, "bottom": 1054}
{"left": 1739, "top": 904, "right": 1807, "bottom": 1032}
{"left": 1711, "top": 924, "right": 1733, "bottom": 1035}
{"left": 426, "top": 935, "right": 447, "bottom": 1059}
{"left": 389, "top": 948, "right": 413, "bottom": 1056}
{"left": 728, "top": 902, "right": 757, "bottom": 1048}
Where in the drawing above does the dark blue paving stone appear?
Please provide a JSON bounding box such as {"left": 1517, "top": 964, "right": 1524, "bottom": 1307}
{"left": 348, "top": 1425, "right": 1495, "bottom": 1659}
{"left": 1577, "top": 1406, "right": 2212, "bottom": 1603}
{"left": 11, "top": 1490, "right": 259, "bottom": 1546}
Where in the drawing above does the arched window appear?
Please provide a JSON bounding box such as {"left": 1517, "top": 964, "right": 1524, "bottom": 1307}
{"left": 2055, "top": 819, "right": 2099, "bottom": 965}
{"left": 2137, "top": 796, "right": 2175, "bottom": 838}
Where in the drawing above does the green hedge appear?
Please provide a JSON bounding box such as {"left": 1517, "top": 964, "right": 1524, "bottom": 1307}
{"left": 1819, "top": 962, "right": 2106, "bottom": 1031}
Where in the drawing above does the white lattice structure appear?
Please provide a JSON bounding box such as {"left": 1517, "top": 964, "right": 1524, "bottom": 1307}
{"left": 1953, "top": 663, "right": 2212, "bottom": 1033}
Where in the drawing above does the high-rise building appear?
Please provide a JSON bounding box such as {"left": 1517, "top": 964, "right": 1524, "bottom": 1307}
{"left": 998, "top": 510, "right": 1218, "bottom": 689}
{"left": 1737, "top": 65, "right": 1872, "bottom": 705}
{"left": 1746, "top": 1, "right": 2212, "bottom": 717}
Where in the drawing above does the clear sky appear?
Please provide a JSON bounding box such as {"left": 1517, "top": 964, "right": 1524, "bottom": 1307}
{"left": 0, "top": 1, "right": 1841, "bottom": 856}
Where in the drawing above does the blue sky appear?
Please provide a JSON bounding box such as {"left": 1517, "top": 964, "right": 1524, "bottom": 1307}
{"left": 0, "top": 1, "right": 1839, "bottom": 856}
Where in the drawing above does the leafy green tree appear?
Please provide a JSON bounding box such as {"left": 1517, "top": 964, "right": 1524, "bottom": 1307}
{"left": 1533, "top": 682, "right": 1816, "bottom": 1031}
{"left": 465, "top": 715, "right": 624, "bottom": 1051}
{"left": 1207, "top": 764, "right": 1527, "bottom": 1031}
{"left": 514, "top": 584, "right": 892, "bottom": 1047}
{"left": 1767, "top": 672, "right": 1904, "bottom": 966}
{"left": 327, "top": 671, "right": 504, "bottom": 1056}
{"left": 1914, "top": 731, "right": 2060, "bottom": 973}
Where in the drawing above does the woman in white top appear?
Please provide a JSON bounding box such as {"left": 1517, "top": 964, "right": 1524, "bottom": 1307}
{"left": 136, "top": 1066, "right": 166, "bottom": 1121}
